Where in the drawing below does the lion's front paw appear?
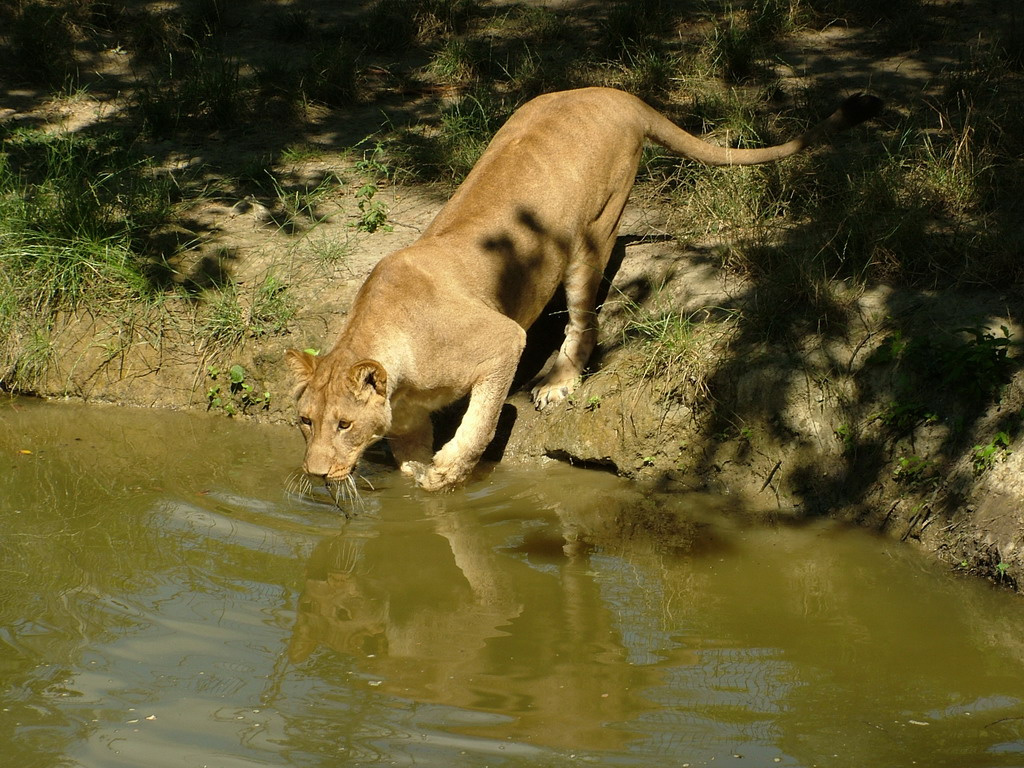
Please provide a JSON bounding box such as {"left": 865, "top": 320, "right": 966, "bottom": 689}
{"left": 530, "top": 376, "right": 580, "bottom": 410}
{"left": 417, "top": 466, "right": 457, "bottom": 492}
{"left": 415, "top": 458, "right": 472, "bottom": 492}
{"left": 400, "top": 460, "right": 429, "bottom": 479}
{"left": 401, "top": 460, "right": 454, "bottom": 491}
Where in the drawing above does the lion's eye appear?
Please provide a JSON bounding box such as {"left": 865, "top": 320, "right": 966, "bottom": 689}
{"left": 300, "top": 416, "right": 312, "bottom": 427}
{"left": 338, "top": 420, "right": 352, "bottom": 431}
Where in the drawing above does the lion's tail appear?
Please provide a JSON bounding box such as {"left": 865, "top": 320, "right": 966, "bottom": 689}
{"left": 643, "top": 93, "right": 882, "bottom": 166}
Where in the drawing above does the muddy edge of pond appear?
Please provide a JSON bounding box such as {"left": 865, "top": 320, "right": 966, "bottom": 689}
{"left": 9, "top": 242, "right": 1024, "bottom": 592}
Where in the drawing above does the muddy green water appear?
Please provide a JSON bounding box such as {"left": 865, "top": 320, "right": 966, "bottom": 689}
{"left": 2, "top": 398, "right": 1024, "bottom": 768}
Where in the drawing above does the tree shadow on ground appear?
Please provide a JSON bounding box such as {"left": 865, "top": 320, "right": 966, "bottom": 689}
{"left": 1, "top": 0, "right": 983, "bottom": 293}
{"left": 677, "top": 212, "right": 1022, "bottom": 525}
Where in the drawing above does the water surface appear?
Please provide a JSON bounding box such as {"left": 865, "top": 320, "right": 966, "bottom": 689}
{"left": 2, "top": 398, "right": 1024, "bottom": 767}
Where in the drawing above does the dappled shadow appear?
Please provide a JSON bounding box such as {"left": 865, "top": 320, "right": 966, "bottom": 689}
{"left": 0, "top": 0, "right": 485, "bottom": 290}
{"left": 2, "top": 0, "right": 1009, "bottom": 295}
{"left": 4, "top": 0, "right": 1023, "bottom": 535}
{"left": 671, "top": 220, "right": 1022, "bottom": 529}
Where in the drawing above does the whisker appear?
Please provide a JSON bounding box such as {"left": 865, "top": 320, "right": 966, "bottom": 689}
{"left": 346, "top": 474, "right": 367, "bottom": 515}
{"left": 323, "top": 474, "right": 366, "bottom": 517}
{"left": 328, "top": 480, "right": 343, "bottom": 505}
{"left": 329, "top": 538, "right": 359, "bottom": 574}
{"left": 285, "top": 469, "right": 314, "bottom": 498}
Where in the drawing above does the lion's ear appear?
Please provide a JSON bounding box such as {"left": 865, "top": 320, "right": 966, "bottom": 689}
{"left": 285, "top": 349, "right": 318, "bottom": 397}
{"left": 348, "top": 359, "right": 388, "bottom": 401}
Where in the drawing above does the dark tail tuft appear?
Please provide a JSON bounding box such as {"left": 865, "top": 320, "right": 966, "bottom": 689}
{"left": 839, "top": 93, "right": 884, "bottom": 126}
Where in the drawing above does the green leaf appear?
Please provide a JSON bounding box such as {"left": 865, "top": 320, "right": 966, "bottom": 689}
{"left": 229, "top": 364, "right": 246, "bottom": 384}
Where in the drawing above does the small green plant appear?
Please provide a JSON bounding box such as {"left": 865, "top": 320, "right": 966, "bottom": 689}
{"left": 835, "top": 423, "right": 855, "bottom": 452}
{"left": 280, "top": 143, "right": 326, "bottom": 164}
{"left": 271, "top": 8, "right": 314, "bottom": 41}
{"left": 703, "top": 0, "right": 806, "bottom": 83}
{"left": 705, "top": 8, "right": 764, "bottom": 83}
{"left": 353, "top": 141, "right": 392, "bottom": 180}
{"left": 943, "top": 325, "right": 1013, "bottom": 401}
{"left": 435, "top": 90, "right": 509, "bottom": 181}
{"left": 873, "top": 400, "right": 935, "bottom": 435}
{"left": 270, "top": 172, "right": 340, "bottom": 230}
{"left": 305, "top": 42, "right": 359, "bottom": 106}
{"left": 360, "top": 0, "right": 418, "bottom": 53}
{"left": 892, "top": 454, "right": 937, "bottom": 487}
{"left": 7, "top": 0, "right": 82, "bottom": 87}
{"left": 375, "top": 88, "right": 510, "bottom": 184}
{"left": 616, "top": 47, "right": 681, "bottom": 100}
{"left": 868, "top": 325, "right": 1013, "bottom": 437}
{"left": 206, "top": 364, "right": 270, "bottom": 416}
{"left": 497, "top": 4, "right": 562, "bottom": 40}
{"left": 598, "top": 0, "right": 677, "bottom": 59}
{"left": 972, "top": 431, "right": 1013, "bottom": 475}
{"left": 617, "top": 293, "right": 739, "bottom": 400}
{"left": 429, "top": 38, "right": 480, "bottom": 84}
{"left": 303, "top": 232, "right": 355, "bottom": 268}
{"left": 416, "top": 0, "right": 481, "bottom": 38}
{"left": 665, "top": 162, "right": 785, "bottom": 242}
{"left": 360, "top": 0, "right": 478, "bottom": 52}
{"left": 248, "top": 274, "right": 295, "bottom": 338}
{"left": 199, "top": 282, "right": 246, "bottom": 346}
{"left": 352, "top": 183, "right": 392, "bottom": 233}
{"left": 6, "top": 328, "right": 55, "bottom": 390}
{"left": 197, "top": 272, "right": 294, "bottom": 346}
{"left": 136, "top": 47, "right": 249, "bottom": 138}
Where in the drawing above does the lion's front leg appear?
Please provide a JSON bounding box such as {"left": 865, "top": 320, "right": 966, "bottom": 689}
{"left": 418, "top": 320, "right": 525, "bottom": 492}
{"left": 389, "top": 405, "right": 434, "bottom": 478}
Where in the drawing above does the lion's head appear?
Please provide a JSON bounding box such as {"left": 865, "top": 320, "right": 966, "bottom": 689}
{"left": 286, "top": 350, "right": 391, "bottom": 483}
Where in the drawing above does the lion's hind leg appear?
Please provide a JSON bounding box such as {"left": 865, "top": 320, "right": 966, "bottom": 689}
{"left": 530, "top": 257, "right": 604, "bottom": 409}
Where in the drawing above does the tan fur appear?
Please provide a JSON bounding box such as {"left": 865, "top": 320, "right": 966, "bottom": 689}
{"left": 288, "top": 87, "right": 881, "bottom": 491}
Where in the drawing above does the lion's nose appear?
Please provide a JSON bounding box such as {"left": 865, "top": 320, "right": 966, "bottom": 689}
{"left": 303, "top": 454, "right": 333, "bottom": 478}
{"left": 305, "top": 460, "right": 351, "bottom": 482}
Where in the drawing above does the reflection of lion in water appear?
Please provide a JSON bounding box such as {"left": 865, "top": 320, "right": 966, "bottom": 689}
{"left": 288, "top": 87, "right": 882, "bottom": 493}
{"left": 284, "top": 483, "right": 731, "bottom": 750}
{"left": 287, "top": 537, "right": 388, "bottom": 663}
{"left": 287, "top": 506, "right": 523, "bottom": 668}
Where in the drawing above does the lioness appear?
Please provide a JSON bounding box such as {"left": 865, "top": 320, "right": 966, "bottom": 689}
{"left": 287, "top": 87, "right": 880, "bottom": 493}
